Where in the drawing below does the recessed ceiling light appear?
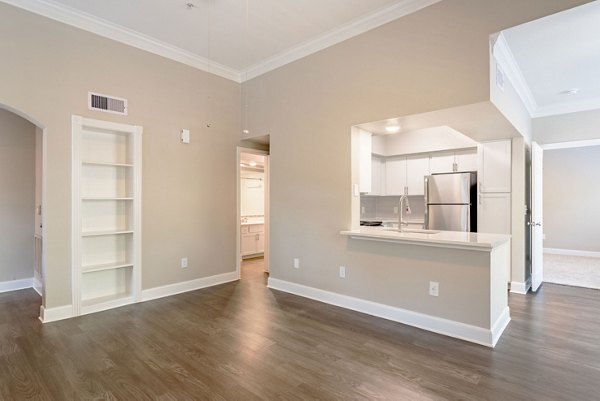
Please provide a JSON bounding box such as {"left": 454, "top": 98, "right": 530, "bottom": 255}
{"left": 560, "top": 88, "right": 579, "bottom": 96}
{"left": 385, "top": 125, "right": 401, "bottom": 134}
{"left": 249, "top": 161, "right": 257, "bottom": 167}
{"left": 242, "top": 129, "right": 250, "bottom": 134}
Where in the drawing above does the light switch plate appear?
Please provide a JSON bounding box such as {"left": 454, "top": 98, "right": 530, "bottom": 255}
{"left": 181, "top": 129, "right": 190, "bottom": 144}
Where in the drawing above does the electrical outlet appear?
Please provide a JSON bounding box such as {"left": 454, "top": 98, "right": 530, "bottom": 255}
{"left": 293, "top": 258, "right": 300, "bottom": 269}
{"left": 429, "top": 281, "right": 439, "bottom": 297}
{"left": 361, "top": 206, "right": 365, "bottom": 214}
{"left": 339, "top": 266, "right": 346, "bottom": 278}
{"left": 181, "top": 257, "right": 188, "bottom": 269}
{"left": 393, "top": 206, "right": 398, "bottom": 214}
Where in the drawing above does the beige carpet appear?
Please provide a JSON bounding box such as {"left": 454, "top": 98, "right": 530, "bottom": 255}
{"left": 544, "top": 253, "right": 600, "bottom": 290}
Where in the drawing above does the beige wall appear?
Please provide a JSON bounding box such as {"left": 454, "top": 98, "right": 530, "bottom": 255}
{"left": 243, "top": 0, "right": 589, "bottom": 309}
{"left": 544, "top": 146, "right": 600, "bottom": 252}
{"left": 0, "top": 0, "right": 590, "bottom": 310}
{"left": 0, "top": 3, "right": 241, "bottom": 308}
{"left": 0, "top": 108, "right": 36, "bottom": 283}
{"left": 534, "top": 108, "right": 600, "bottom": 144}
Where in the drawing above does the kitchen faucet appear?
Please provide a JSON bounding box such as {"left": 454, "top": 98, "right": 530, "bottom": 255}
{"left": 398, "top": 192, "right": 412, "bottom": 232}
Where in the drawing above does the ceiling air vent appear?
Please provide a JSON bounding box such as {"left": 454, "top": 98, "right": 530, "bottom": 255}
{"left": 88, "top": 92, "right": 128, "bottom": 115}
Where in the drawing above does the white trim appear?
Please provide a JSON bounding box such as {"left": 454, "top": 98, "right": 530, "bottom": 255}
{"left": 71, "top": 115, "right": 82, "bottom": 317}
{"left": 541, "top": 139, "right": 600, "bottom": 151}
{"left": 491, "top": 307, "right": 511, "bottom": 347}
{"left": 1, "top": 0, "right": 440, "bottom": 83}
{"left": 0, "top": 278, "right": 33, "bottom": 293}
{"left": 38, "top": 272, "right": 237, "bottom": 323}
{"left": 81, "top": 296, "right": 135, "bottom": 316}
{"left": 492, "top": 33, "right": 600, "bottom": 118}
{"left": 492, "top": 33, "right": 537, "bottom": 116}
{"left": 242, "top": 0, "right": 442, "bottom": 81}
{"left": 510, "top": 278, "right": 531, "bottom": 294}
{"left": 268, "top": 278, "right": 508, "bottom": 348}
{"left": 544, "top": 248, "right": 600, "bottom": 258}
{"left": 141, "top": 271, "right": 238, "bottom": 302}
{"left": 33, "top": 274, "right": 43, "bottom": 296}
{"left": 39, "top": 304, "right": 73, "bottom": 323}
{"left": 0, "top": 0, "right": 240, "bottom": 82}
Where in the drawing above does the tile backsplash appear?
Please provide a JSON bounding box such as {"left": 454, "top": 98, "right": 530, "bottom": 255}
{"left": 360, "top": 195, "right": 425, "bottom": 221}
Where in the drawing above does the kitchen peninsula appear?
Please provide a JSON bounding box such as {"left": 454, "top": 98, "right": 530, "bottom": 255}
{"left": 340, "top": 227, "right": 511, "bottom": 347}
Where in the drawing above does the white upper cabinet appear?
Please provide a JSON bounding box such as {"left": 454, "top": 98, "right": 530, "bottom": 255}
{"left": 385, "top": 156, "right": 407, "bottom": 196}
{"left": 359, "top": 130, "right": 372, "bottom": 193}
{"left": 406, "top": 156, "right": 429, "bottom": 195}
{"left": 367, "top": 155, "right": 385, "bottom": 196}
{"left": 430, "top": 148, "right": 477, "bottom": 174}
{"left": 455, "top": 149, "right": 478, "bottom": 172}
{"left": 429, "top": 152, "right": 454, "bottom": 174}
{"left": 479, "top": 140, "right": 512, "bottom": 193}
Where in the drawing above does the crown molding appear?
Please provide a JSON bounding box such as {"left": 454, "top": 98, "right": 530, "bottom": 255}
{"left": 2, "top": 0, "right": 442, "bottom": 83}
{"left": 0, "top": 0, "right": 242, "bottom": 82}
{"left": 493, "top": 33, "right": 600, "bottom": 118}
{"left": 241, "top": 0, "right": 442, "bottom": 81}
{"left": 492, "top": 33, "right": 538, "bottom": 116}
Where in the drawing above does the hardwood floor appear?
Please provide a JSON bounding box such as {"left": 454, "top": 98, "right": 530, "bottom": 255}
{"left": 1, "top": 262, "right": 599, "bottom": 400}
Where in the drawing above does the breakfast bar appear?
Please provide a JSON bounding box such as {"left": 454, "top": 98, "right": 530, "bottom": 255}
{"left": 339, "top": 227, "right": 511, "bottom": 347}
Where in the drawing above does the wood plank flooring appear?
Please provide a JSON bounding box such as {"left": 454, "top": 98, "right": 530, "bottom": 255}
{"left": 1, "top": 259, "right": 599, "bottom": 400}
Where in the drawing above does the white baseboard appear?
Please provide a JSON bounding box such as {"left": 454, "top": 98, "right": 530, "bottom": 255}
{"left": 544, "top": 248, "right": 600, "bottom": 258}
{"left": 491, "top": 307, "right": 511, "bottom": 347}
{"left": 39, "top": 304, "right": 73, "bottom": 323}
{"left": 0, "top": 277, "right": 33, "bottom": 293}
{"left": 39, "top": 271, "right": 238, "bottom": 324}
{"left": 33, "top": 275, "right": 43, "bottom": 296}
{"left": 268, "top": 278, "right": 508, "bottom": 348}
{"left": 141, "top": 271, "right": 238, "bottom": 302}
{"left": 510, "top": 278, "right": 531, "bottom": 294}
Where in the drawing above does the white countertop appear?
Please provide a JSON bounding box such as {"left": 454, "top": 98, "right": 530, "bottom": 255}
{"left": 340, "top": 227, "right": 510, "bottom": 251}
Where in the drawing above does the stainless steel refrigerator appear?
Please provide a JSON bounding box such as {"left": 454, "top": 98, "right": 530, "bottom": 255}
{"left": 424, "top": 172, "right": 477, "bottom": 232}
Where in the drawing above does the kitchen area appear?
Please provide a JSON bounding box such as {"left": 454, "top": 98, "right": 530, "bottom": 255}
{"left": 339, "top": 119, "right": 517, "bottom": 347}
{"left": 357, "top": 124, "right": 511, "bottom": 237}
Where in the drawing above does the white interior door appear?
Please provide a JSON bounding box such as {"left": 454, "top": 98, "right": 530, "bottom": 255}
{"left": 531, "top": 142, "right": 544, "bottom": 292}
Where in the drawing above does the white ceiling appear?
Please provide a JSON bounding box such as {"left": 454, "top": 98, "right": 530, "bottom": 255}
{"left": 4, "top": 0, "right": 440, "bottom": 81}
{"left": 500, "top": 1, "right": 600, "bottom": 117}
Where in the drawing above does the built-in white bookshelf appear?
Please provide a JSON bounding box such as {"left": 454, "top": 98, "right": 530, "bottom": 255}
{"left": 72, "top": 116, "right": 142, "bottom": 316}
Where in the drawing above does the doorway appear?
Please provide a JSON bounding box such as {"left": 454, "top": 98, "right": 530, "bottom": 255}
{"left": 237, "top": 148, "right": 269, "bottom": 280}
{"left": 539, "top": 141, "right": 600, "bottom": 290}
{"left": 0, "top": 106, "right": 45, "bottom": 300}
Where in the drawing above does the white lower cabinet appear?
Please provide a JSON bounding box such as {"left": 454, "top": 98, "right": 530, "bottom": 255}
{"left": 478, "top": 193, "right": 511, "bottom": 235}
{"left": 241, "top": 224, "right": 264, "bottom": 257}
